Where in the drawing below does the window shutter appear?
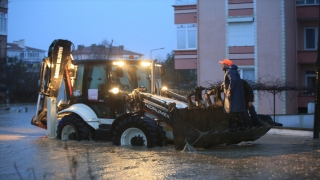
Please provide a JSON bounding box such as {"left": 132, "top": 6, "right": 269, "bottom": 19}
{"left": 228, "top": 22, "right": 254, "bottom": 46}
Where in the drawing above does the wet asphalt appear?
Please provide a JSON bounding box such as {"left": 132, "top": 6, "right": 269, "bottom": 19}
{"left": 0, "top": 104, "right": 319, "bottom": 180}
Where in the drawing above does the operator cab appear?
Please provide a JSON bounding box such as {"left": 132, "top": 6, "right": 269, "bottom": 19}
{"left": 67, "top": 59, "right": 154, "bottom": 118}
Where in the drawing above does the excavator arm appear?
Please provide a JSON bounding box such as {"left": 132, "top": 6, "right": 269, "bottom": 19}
{"left": 31, "top": 39, "right": 74, "bottom": 129}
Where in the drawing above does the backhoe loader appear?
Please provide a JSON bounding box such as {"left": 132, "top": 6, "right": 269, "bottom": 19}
{"left": 31, "top": 39, "right": 270, "bottom": 150}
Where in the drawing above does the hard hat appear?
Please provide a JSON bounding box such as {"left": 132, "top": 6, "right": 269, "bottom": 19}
{"left": 219, "top": 59, "right": 233, "bottom": 66}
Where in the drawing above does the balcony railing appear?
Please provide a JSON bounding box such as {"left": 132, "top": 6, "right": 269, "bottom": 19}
{"left": 175, "top": 0, "right": 196, "bottom": 5}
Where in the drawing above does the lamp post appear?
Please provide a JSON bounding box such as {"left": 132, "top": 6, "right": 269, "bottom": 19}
{"left": 150, "top": 47, "right": 165, "bottom": 60}
{"left": 149, "top": 47, "right": 165, "bottom": 94}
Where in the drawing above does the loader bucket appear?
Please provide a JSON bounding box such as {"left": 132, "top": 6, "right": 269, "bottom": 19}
{"left": 168, "top": 105, "right": 271, "bottom": 150}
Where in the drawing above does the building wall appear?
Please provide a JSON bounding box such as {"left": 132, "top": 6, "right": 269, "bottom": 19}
{"left": 0, "top": 35, "right": 6, "bottom": 83}
{"left": 7, "top": 51, "right": 46, "bottom": 62}
{"left": 296, "top": 5, "right": 318, "bottom": 112}
{"left": 173, "top": 0, "right": 318, "bottom": 114}
{"left": 174, "top": 4, "right": 198, "bottom": 70}
{"left": 197, "top": 0, "right": 226, "bottom": 86}
{"left": 255, "top": 0, "right": 283, "bottom": 114}
{"left": 284, "top": 0, "right": 298, "bottom": 114}
{"left": 0, "top": 0, "right": 7, "bottom": 89}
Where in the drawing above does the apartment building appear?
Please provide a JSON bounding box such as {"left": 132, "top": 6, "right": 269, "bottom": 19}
{"left": 0, "top": 0, "right": 7, "bottom": 101}
{"left": 7, "top": 39, "right": 46, "bottom": 71}
{"left": 173, "top": 0, "right": 318, "bottom": 114}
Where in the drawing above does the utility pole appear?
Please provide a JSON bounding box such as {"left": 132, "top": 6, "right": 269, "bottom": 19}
{"left": 313, "top": 3, "right": 320, "bottom": 138}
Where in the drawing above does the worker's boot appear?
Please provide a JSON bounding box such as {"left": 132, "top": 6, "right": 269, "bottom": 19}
{"left": 244, "top": 111, "right": 254, "bottom": 128}
{"left": 248, "top": 106, "right": 261, "bottom": 127}
{"left": 228, "top": 113, "right": 238, "bottom": 132}
{"left": 236, "top": 112, "right": 246, "bottom": 130}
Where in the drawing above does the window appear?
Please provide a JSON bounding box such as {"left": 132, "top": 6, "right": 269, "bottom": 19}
{"left": 20, "top": 52, "right": 25, "bottom": 60}
{"left": 175, "top": 0, "right": 196, "bottom": 5}
{"left": 0, "top": 13, "right": 7, "bottom": 35}
{"left": 177, "top": 24, "right": 197, "bottom": 49}
{"left": 304, "top": 27, "right": 318, "bottom": 50}
{"left": 305, "top": 71, "right": 315, "bottom": 94}
{"left": 0, "top": 1, "right": 8, "bottom": 8}
{"left": 228, "top": 22, "right": 254, "bottom": 46}
{"left": 238, "top": 68, "right": 255, "bottom": 81}
{"left": 73, "top": 65, "right": 84, "bottom": 95}
{"left": 27, "top": 51, "right": 40, "bottom": 59}
{"left": 296, "top": 0, "right": 319, "bottom": 5}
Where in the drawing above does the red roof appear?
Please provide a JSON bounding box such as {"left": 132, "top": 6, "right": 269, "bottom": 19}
{"left": 7, "top": 43, "right": 45, "bottom": 52}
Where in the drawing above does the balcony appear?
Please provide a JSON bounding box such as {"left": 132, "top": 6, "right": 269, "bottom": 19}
{"left": 296, "top": 6, "right": 318, "bottom": 20}
{"left": 297, "top": 51, "right": 317, "bottom": 64}
{"left": 298, "top": 94, "right": 315, "bottom": 107}
{"left": 174, "top": 49, "right": 197, "bottom": 69}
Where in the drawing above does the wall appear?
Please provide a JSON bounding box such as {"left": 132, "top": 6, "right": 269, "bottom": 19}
{"left": 284, "top": 0, "right": 298, "bottom": 114}
{"left": 274, "top": 114, "right": 314, "bottom": 129}
{"left": 197, "top": 0, "right": 226, "bottom": 86}
{"left": 256, "top": 0, "right": 283, "bottom": 114}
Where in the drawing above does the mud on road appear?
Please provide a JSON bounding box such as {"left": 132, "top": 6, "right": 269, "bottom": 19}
{"left": 0, "top": 104, "right": 320, "bottom": 180}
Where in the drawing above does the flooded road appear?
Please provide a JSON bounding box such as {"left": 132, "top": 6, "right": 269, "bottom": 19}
{"left": 0, "top": 104, "right": 319, "bottom": 180}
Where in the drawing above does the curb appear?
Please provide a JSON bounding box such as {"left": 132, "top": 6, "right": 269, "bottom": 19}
{"left": 267, "top": 128, "right": 313, "bottom": 137}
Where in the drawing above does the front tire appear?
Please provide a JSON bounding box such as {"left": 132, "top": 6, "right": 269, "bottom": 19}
{"left": 57, "top": 114, "right": 91, "bottom": 141}
{"left": 112, "top": 115, "right": 163, "bottom": 148}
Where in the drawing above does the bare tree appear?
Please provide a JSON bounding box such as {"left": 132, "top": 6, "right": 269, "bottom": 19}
{"left": 205, "top": 75, "right": 312, "bottom": 121}
{"left": 99, "top": 38, "right": 110, "bottom": 48}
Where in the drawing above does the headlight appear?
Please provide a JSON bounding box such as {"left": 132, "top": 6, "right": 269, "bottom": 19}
{"left": 113, "top": 62, "right": 124, "bottom": 66}
{"left": 141, "top": 62, "right": 151, "bottom": 67}
{"left": 110, "top": 87, "right": 119, "bottom": 94}
{"left": 161, "top": 86, "right": 168, "bottom": 91}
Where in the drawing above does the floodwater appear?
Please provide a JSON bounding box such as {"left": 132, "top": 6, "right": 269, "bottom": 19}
{"left": 0, "top": 105, "right": 319, "bottom": 180}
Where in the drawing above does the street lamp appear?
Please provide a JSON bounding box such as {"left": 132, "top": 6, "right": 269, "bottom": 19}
{"left": 149, "top": 47, "right": 165, "bottom": 94}
{"left": 150, "top": 47, "right": 165, "bottom": 60}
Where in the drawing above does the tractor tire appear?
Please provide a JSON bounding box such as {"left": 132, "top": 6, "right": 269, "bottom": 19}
{"left": 112, "top": 115, "right": 163, "bottom": 148}
{"left": 57, "top": 114, "right": 91, "bottom": 141}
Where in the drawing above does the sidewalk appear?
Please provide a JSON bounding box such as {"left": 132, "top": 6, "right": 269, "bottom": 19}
{"left": 268, "top": 127, "right": 314, "bottom": 137}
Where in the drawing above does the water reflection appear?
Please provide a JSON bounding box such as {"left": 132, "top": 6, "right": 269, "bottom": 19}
{"left": 0, "top": 105, "right": 320, "bottom": 179}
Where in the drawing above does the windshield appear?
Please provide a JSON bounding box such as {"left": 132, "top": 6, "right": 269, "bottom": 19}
{"left": 111, "top": 63, "right": 151, "bottom": 93}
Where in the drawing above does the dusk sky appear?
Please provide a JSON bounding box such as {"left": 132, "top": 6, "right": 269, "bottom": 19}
{"left": 8, "top": 0, "right": 175, "bottom": 61}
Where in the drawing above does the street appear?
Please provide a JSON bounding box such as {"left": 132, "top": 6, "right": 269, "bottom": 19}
{"left": 0, "top": 104, "right": 319, "bottom": 180}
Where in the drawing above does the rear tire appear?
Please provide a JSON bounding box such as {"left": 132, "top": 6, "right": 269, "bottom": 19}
{"left": 57, "top": 114, "right": 91, "bottom": 141}
{"left": 112, "top": 115, "right": 163, "bottom": 148}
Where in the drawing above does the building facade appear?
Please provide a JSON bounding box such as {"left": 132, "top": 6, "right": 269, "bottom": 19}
{"left": 7, "top": 39, "right": 46, "bottom": 71}
{"left": 173, "top": 0, "right": 318, "bottom": 114}
{"left": 72, "top": 44, "right": 143, "bottom": 60}
{"left": 0, "top": 0, "right": 7, "bottom": 102}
